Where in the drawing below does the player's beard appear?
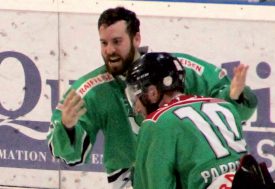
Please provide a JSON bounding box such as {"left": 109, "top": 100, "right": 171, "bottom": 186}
{"left": 104, "top": 42, "right": 135, "bottom": 76}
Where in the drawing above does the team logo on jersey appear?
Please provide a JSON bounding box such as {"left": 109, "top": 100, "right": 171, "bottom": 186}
{"left": 77, "top": 73, "right": 114, "bottom": 97}
{"left": 178, "top": 58, "right": 204, "bottom": 75}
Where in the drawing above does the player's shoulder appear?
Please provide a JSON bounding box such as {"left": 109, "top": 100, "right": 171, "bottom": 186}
{"left": 74, "top": 65, "right": 107, "bottom": 82}
{"left": 171, "top": 52, "right": 210, "bottom": 65}
{"left": 71, "top": 65, "right": 114, "bottom": 96}
{"left": 171, "top": 52, "right": 220, "bottom": 75}
{"left": 146, "top": 96, "right": 229, "bottom": 123}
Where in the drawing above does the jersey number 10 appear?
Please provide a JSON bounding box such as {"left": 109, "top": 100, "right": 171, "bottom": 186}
{"left": 174, "top": 103, "right": 247, "bottom": 158}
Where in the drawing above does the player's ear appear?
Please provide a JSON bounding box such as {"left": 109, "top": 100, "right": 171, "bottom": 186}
{"left": 133, "top": 32, "right": 141, "bottom": 48}
{"left": 147, "top": 85, "right": 160, "bottom": 104}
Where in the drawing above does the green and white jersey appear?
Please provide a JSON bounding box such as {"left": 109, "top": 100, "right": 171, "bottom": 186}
{"left": 173, "top": 53, "right": 257, "bottom": 121}
{"left": 47, "top": 66, "right": 137, "bottom": 174}
{"left": 47, "top": 53, "right": 256, "bottom": 175}
{"left": 134, "top": 95, "right": 247, "bottom": 189}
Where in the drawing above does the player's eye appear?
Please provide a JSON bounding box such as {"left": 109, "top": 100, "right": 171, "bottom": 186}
{"left": 113, "top": 39, "right": 122, "bottom": 46}
{"left": 100, "top": 41, "right": 107, "bottom": 47}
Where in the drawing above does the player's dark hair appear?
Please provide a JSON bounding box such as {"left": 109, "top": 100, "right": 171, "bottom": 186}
{"left": 98, "top": 7, "right": 140, "bottom": 38}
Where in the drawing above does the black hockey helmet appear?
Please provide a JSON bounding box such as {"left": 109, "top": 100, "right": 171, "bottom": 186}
{"left": 125, "top": 52, "right": 185, "bottom": 109}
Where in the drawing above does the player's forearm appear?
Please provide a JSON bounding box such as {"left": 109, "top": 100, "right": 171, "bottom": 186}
{"left": 233, "top": 86, "right": 257, "bottom": 120}
{"left": 216, "top": 86, "right": 257, "bottom": 120}
{"left": 47, "top": 114, "right": 92, "bottom": 165}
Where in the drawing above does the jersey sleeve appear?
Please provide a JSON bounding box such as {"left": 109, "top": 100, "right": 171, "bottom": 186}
{"left": 172, "top": 52, "right": 257, "bottom": 121}
{"left": 47, "top": 88, "right": 100, "bottom": 166}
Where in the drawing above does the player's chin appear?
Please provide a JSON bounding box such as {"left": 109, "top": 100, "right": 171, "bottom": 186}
{"left": 107, "top": 63, "right": 124, "bottom": 76}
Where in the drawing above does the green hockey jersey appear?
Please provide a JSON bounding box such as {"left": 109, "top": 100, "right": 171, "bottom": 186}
{"left": 134, "top": 95, "right": 248, "bottom": 189}
{"left": 173, "top": 53, "right": 257, "bottom": 121}
{"left": 47, "top": 53, "right": 257, "bottom": 175}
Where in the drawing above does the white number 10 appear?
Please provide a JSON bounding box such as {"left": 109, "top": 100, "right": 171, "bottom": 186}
{"left": 174, "top": 103, "right": 247, "bottom": 158}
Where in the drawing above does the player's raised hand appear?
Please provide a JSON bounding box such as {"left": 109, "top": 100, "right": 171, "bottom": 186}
{"left": 230, "top": 64, "right": 249, "bottom": 100}
{"left": 61, "top": 90, "right": 87, "bottom": 129}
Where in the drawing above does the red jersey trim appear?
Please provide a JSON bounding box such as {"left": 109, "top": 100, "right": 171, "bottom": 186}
{"left": 146, "top": 96, "right": 225, "bottom": 122}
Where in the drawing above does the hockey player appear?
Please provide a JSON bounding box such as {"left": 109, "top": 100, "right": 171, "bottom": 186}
{"left": 47, "top": 7, "right": 257, "bottom": 188}
{"left": 125, "top": 52, "right": 270, "bottom": 189}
